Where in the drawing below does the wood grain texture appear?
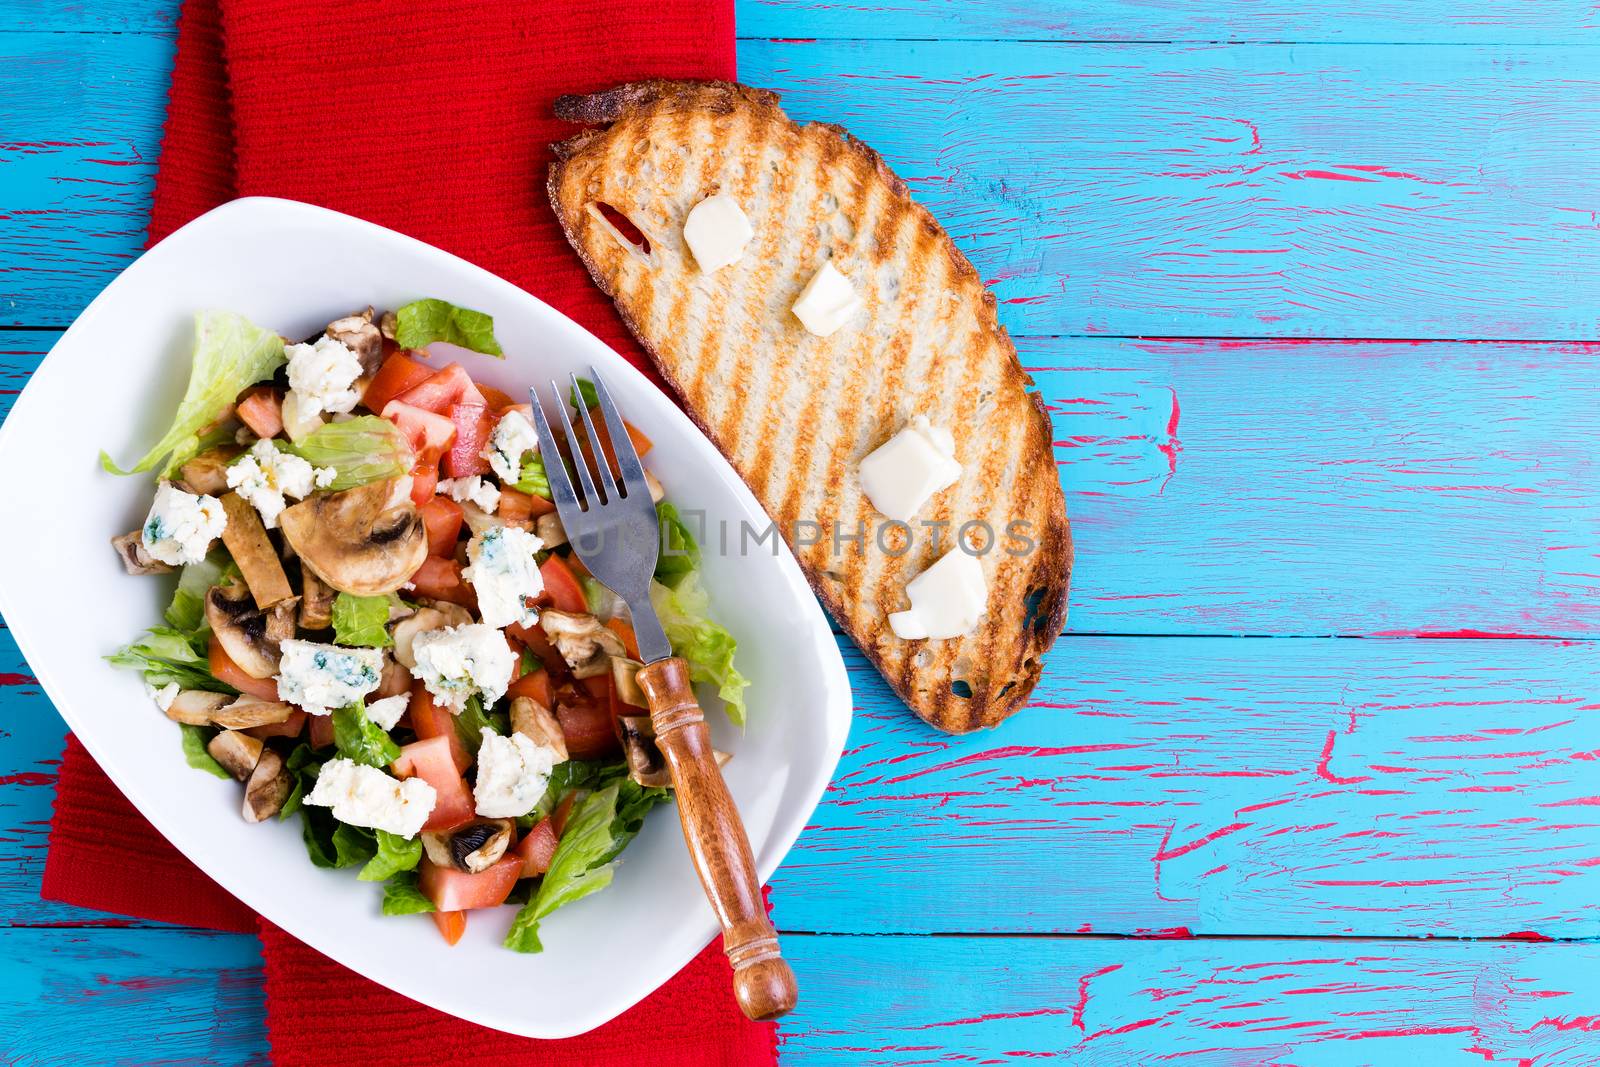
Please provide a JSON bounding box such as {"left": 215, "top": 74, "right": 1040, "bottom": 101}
{"left": 7, "top": 34, "right": 1600, "bottom": 340}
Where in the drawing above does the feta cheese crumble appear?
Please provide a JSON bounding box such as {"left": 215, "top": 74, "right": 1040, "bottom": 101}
{"left": 285, "top": 334, "right": 364, "bottom": 418}
{"left": 365, "top": 693, "right": 411, "bottom": 732}
{"left": 473, "top": 728, "right": 559, "bottom": 818}
{"left": 482, "top": 407, "right": 539, "bottom": 485}
{"left": 147, "top": 681, "right": 180, "bottom": 713}
{"left": 225, "top": 439, "right": 335, "bottom": 529}
{"left": 141, "top": 482, "right": 227, "bottom": 566}
{"left": 411, "top": 623, "right": 517, "bottom": 712}
{"left": 437, "top": 475, "right": 501, "bottom": 514}
{"left": 276, "top": 639, "right": 385, "bottom": 716}
{"left": 306, "top": 757, "right": 436, "bottom": 838}
{"left": 462, "top": 524, "right": 545, "bottom": 629}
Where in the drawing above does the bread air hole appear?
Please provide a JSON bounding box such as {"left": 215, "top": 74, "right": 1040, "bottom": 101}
{"left": 590, "top": 202, "right": 653, "bottom": 261}
{"left": 950, "top": 679, "right": 973, "bottom": 699}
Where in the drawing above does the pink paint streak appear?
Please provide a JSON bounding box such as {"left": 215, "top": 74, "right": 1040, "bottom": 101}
{"left": 1072, "top": 964, "right": 1122, "bottom": 1031}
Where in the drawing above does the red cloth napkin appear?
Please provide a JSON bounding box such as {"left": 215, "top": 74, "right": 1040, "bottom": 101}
{"left": 44, "top": 0, "right": 777, "bottom": 1061}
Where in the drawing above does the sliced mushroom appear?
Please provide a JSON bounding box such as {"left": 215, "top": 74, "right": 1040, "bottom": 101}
{"left": 715, "top": 749, "right": 733, "bottom": 768}
{"left": 179, "top": 445, "right": 242, "bottom": 496}
{"left": 164, "top": 690, "right": 232, "bottom": 726}
{"left": 242, "top": 747, "right": 291, "bottom": 822}
{"left": 375, "top": 651, "right": 413, "bottom": 699}
{"left": 218, "top": 491, "right": 296, "bottom": 607}
{"left": 378, "top": 309, "right": 398, "bottom": 340}
{"left": 457, "top": 500, "right": 501, "bottom": 538}
{"left": 325, "top": 308, "right": 385, "bottom": 377}
{"left": 208, "top": 729, "right": 264, "bottom": 781}
{"left": 510, "top": 697, "right": 569, "bottom": 762}
{"left": 422, "top": 818, "right": 515, "bottom": 873}
{"left": 112, "top": 531, "right": 175, "bottom": 576}
{"left": 644, "top": 469, "right": 666, "bottom": 504}
{"left": 392, "top": 607, "right": 454, "bottom": 671}
{"left": 617, "top": 716, "right": 671, "bottom": 788}
{"left": 298, "top": 560, "right": 335, "bottom": 630}
{"left": 540, "top": 611, "right": 627, "bottom": 679}
{"left": 279, "top": 481, "right": 428, "bottom": 596}
{"left": 610, "top": 657, "right": 648, "bottom": 709}
{"left": 205, "top": 582, "right": 296, "bottom": 680}
{"left": 534, "top": 512, "right": 567, "bottom": 550}
{"left": 211, "top": 696, "right": 295, "bottom": 730}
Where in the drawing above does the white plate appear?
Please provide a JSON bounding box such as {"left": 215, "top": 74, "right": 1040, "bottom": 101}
{"left": 0, "top": 197, "right": 852, "bottom": 1038}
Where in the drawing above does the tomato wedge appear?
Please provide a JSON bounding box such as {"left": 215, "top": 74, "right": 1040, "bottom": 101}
{"left": 208, "top": 636, "right": 280, "bottom": 701}
{"left": 244, "top": 709, "right": 307, "bottom": 741}
{"left": 383, "top": 400, "right": 457, "bottom": 456}
{"left": 419, "top": 855, "right": 522, "bottom": 912}
{"left": 516, "top": 818, "right": 559, "bottom": 878}
{"left": 396, "top": 363, "right": 486, "bottom": 415}
{"left": 444, "top": 402, "right": 494, "bottom": 478}
{"left": 497, "top": 485, "right": 556, "bottom": 523}
{"left": 577, "top": 408, "right": 653, "bottom": 480}
{"left": 409, "top": 556, "right": 477, "bottom": 610}
{"left": 476, "top": 383, "right": 517, "bottom": 411}
{"left": 555, "top": 695, "right": 620, "bottom": 760}
{"left": 236, "top": 386, "right": 283, "bottom": 439}
{"left": 419, "top": 496, "right": 464, "bottom": 557}
{"left": 604, "top": 618, "right": 640, "bottom": 659}
{"left": 431, "top": 909, "right": 468, "bottom": 947}
{"left": 507, "top": 666, "right": 553, "bottom": 707}
{"left": 539, "top": 555, "right": 587, "bottom": 614}
{"left": 363, "top": 352, "right": 434, "bottom": 414}
{"left": 405, "top": 680, "right": 471, "bottom": 774}
{"left": 308, "top": 712, "right": 335, "bottom": 750}
{"left": 393, "top": 735, "right": 475, "bottom": 832}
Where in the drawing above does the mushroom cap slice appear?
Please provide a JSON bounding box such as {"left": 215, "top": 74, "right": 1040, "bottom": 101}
{"left": 205, "top": 582, "right": 296, "bottom": 680}
{"left": 617, "top": 715, "right": 672, "bottom": 788}
{"left": 510, "top": 696, "right": 569, "bottom": 762}
{"left": 112, "top": 530, "right": 175, "bottom": 576}
{"left": 208, "top": 729, "right": 264, "bottom": 781}
{"left": 210, "top": 696, "right": 295, "bottom": 730}
{"left": 165, "top": 689, "right": 232, "bottom": 726}
{"left": 242, "top": 747, "right": 291, "bottom": 823}
{"left": 279, "top": 481, "right": 428, "bottom": 597}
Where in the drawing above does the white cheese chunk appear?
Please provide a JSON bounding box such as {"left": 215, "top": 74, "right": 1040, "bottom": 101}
{"left": 226, "top": 439, "right": 335, "bottom": 529}
{"left": 858, "top": 415, "right": 961, "bottom": 521}
{"left": 482, "top": 407, "right": 539, "bottom": 485}
{"left": 462, "top": 524, "right": 545, "bottom": 629}
{"left": 683, "top": 193, "right": 754, "bottom": 273}
{"left": 792, "top": 261, "right": 864, "bottom": 337}
{"left": 285, "top": 335, "right": 364, "bottom": 417}
{"left": 473, "top": 729, "right": 560, "bottom": 818}
{"left": 437, "top": 475, "right": 500, "bottom": 515}
{"left": 365, "top": 693, "right": 411, "bottom": 732}
{"left": 276, "top": 640, "right": 385, "bottom": 716}
{"left": 306, "top": 757, "right": 436, "bottom": 838}
{"left": 147, "top": 681, "right": 180, "bottom": 713}
{"left": 141, "top": 482, "right": 227, "bottom": 566}
{"left": 411, "top": 623, "right": 518, "bottom": 712}
{"left": 887, "top": 549, "right": 988, "bottom": 641}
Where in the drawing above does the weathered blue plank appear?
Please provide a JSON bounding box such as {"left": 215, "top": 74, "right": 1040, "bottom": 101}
{"left": 6, "top": 33, "right": 1600, "bottom": 340}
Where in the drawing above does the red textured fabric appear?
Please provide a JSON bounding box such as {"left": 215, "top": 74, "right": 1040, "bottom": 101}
{"left": 44, "top": 0, "right": 772, "bottom": 1059}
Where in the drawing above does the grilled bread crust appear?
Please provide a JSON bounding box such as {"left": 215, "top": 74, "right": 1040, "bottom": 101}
{"left": 548, "top": 80, "right": 1071, "bottom": 733}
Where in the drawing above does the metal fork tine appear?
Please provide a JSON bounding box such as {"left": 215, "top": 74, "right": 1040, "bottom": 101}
{"left": 588, "top": 368, "right": 649, "bottom": 496}
{"left": 527, "top": 387, "right": 582, "bottom": 514}
{"left": 572, "top": 373, "right": 619, "bottom": 502}
{"left": 552, "top": 378, "right": 600, "bottom": 508}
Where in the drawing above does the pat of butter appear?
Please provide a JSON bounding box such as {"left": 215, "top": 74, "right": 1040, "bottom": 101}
{"left": 682, "top": 194, "right": 753, "bottom": 273}
{"left": 859, "top": 415, "right": 961, "bottom": 521}
{"left": 792, "top": 261, "right": 864, "bottom": 337}
{"left": 888, "top": 549, "right": 988, "bottom": 641}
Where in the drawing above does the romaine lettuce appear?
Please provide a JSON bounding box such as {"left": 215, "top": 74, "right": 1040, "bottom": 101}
{"left": 359, "top": 830, "right": 422, "bottom": 882}
{"left": 332, "top": 702, "right": 401, "bottom": 768}
{"left": 381, "top": 871, "right": 436, "bottom": 915}
{"left": 165, "top": 551, "right": 235, "bottom": 633}
{"left": 393, "top": 298, "right": 503, "bottom": 356}
{"left": 331, "top": 592, "right": 394, "bottom": 648}
{"left": 179, "top": 724, "right": 231, "bottom": 780}
{"left": 653, "top": 502, "right": 700, "bottom": 589}
{"left": 649, "top": 573, "right": 749, "bottom": 725}
{"left": 108, "top": 626, "right": 233, "bottom": 694}
{"left": 288, "top": 416, "right": 414, "bottom": 490}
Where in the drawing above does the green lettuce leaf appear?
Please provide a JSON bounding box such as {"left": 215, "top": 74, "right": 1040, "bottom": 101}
{"left": 653, "top": 502, "right": 700, "bottom": 589}
{"left": 179, "top": 724, "right": 231, "bottom": 780}
{"left": 279, "top": 744, "right": 321, "bottom": 820}
{"left": 333, "top": 822, "right": 378, "bottom": 867}
{"left": 165, "top": 551, "right": 235, "bottom": 632}
{"left": 453, "top": 695, "right": 498, "bottom": 758}
{"left": 381, "top": 871, "right": 436, "bottom": 915}
{"left": 393, "top": 298, "right": 503, "bottom": 356}
{"left": 108, "top": 626, "right": 234, "bottom": 694}
{"left": 648, "top": 574, "right": 749, "bottom": 725}
{"left": 569, "top": 377, "right": 598, "bottom": 412}
{"left": 102, "top": 310, "right": 286, "bottom": 477}
{"left": 287, "top": 416, "right": 414, "bottom": 490}
{"left": 514, "top": 453, "right": 550, "bottom": 498}
{"left": 359, "top": 830, "right": 422, "bottom": 882}
{"left": 331, "top": 593, "right": 394, "bottom": 648}
{"left": 333, "top": 703, "right": 401, "bottom": 768}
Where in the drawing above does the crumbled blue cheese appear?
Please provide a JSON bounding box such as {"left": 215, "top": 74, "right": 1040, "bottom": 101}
{"left": 473, "top": 728, "right": 559, "bottom": 818}
{"left": 225, "top": 439, "right": 335, "bottom": 529}
{"left": 146, "top": 681, "right": 180, "bottom": 713}
{"left": 482, "top": 407, "right": 540, "bottom": 484}
{"left": 285, "top": 335, "right": 364, "bottom": 418}
{"left": 437, "top": 475, "right": 500, "bottom": 514}
{"left": 276, "top": 640, "right": 385, "bottom": 716}
{"left": 462, "top": 524, "right": 545, "bottom": 629}
{"left": 411, "top": 623, "right": 517, "bottom": 712}
{"left": 306, "top": 757, "right": 436, "bottom": 838}
{"left": 365, "top": 693, "right": 411, "bottom": 732}
{"left": 141, "top": 482, "right": 227, "bottom": 566}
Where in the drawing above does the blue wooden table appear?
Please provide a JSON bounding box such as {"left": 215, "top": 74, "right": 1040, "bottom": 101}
{"left": 6, "top": 2, "right": 1600, "bottom": 1062}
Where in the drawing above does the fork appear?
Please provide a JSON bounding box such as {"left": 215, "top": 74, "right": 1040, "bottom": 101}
{"left": 529, "top": 370, "right": 798, "bottom": 1023}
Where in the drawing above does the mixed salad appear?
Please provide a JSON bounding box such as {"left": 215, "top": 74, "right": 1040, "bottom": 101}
{"left": 106, "top": 301, "right": 747, "bottom": 951}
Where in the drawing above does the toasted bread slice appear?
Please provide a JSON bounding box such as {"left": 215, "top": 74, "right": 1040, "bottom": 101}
{"left": 548, "top": 80, "right": 1071, "bottom": 733}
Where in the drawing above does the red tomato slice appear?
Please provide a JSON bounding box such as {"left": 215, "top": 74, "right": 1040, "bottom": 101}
{"left": 244, "top": 709, "right": 307, "bottom": 741}
{"left": 444, "top": 402, "right": 494, "bottom": 478}
{"left": 409, "top": 556, "right": 477, "bottom": 610}
{"left": 538, "top": 555, "right": 587, "bottom": 614}
{"left": 555, "top": 696, "right": 620, "bottom": 760}
{"left": 406, "top": 680, "right": 472, "bottom": 774}
{"left": 382, "top": 400, "right": 456, "bottom": 456}
{"left": 393, "top": 735, "right": 475, "bottom": 832}
{"left": 578, "top": 409, "right": 654, "bottom": 481}
{"left": 362, "top": 352, "right": 434, "bottom": 414}
{"left": 308, "top": 712, "right": 336, "bottom": 750}
{"left": 410, "top": 463, "right": 439, "bottom": 505}
{"left": 396, "top": 363, "right": 486, "bottom": 415}
{"left": 497, "top": 485, "right": 556, "bottom": 523}
{"left": 477, "top": 383, "right": 517, "bottom": 411}
{"left": 506, "top": 667, "right": 553, "bottom": 707}
{"left": 419, "top": 496, "right": 464, "bottom": 557}
{"left": 418, "top": 855, "right": 522, "bottom": 912}
{"left": 208, "top": 636, "right": 281, "bottom": 701}
{"left": 604, "top": 618, "right": 640, "bottom": 660}
{"left": 236, "top": 386, "right": 284, "bottom": 439}
{"left": 516, "top": 818, "right": 559, "bottom": 878}
{"left": 431, "top": 909, "right": 468, "bottom": 947}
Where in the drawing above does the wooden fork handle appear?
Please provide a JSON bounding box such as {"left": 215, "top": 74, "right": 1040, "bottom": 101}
{"left": 636, "top": 657, "right": 798, "bottom": 1022}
